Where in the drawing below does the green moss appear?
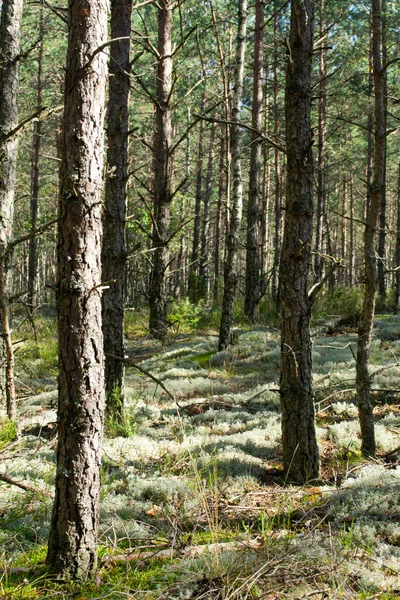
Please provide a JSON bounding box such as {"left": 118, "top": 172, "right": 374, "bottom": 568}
{"left": 191, "top": 351, "right": 216, "bottom": 368}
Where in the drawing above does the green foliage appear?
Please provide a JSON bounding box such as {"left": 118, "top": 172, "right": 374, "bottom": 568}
{"left": 105, "top": 389, "right": 137, "bottom": 438}
{"left": 168, "top": 297, "right": 204, "bottom": 333}
{"left": 0, "top": 418, "right": 18, "bottom": 448}
{"left": 313, "top": 285, "right": 363, "bottom": 319}
{"left": 124, "top": 308, "right": 149, "bottom": 338}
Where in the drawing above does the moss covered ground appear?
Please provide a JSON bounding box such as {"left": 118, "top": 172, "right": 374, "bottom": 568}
{"left": 1, "top": 310, "right": 400, "bottom": 598}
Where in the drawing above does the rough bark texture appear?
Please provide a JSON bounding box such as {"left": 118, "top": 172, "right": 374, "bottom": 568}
{"left": 102, "top": 0, "right": 133, "bottom": 415}
{"left": 0, "top": 0, "right": 23, "bottom": 418}
{"left": 149, "top": 0, "right": 173, "bottom": 339}
{"left": 244, "top": 0, "right": 264, "bottom": 322}
{"left": 279, "top": 0, "right": 319, "bottom": 483}
{"left": 356, "top": 0, "right": 385, "bottom": 457}
{"left": 219, "top": 0, "right": 247, "bottom": 350}
{"left": 28, "top": 7, "right": 44, "bottom": 312}
{"left": 46, "top": 0, "right": 108, "bottom": 579}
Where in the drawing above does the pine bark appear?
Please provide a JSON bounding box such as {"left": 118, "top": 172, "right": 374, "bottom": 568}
{"left": 102, "top": 0, "right": 133, "bottom": 416}
{"left": 279, "top": 0, "right": 319, "bottom": 483}
{"left": 46, "top": 0, "right": 108, "bottom": 579}
{"left": 0, "top": 0, "right": 24, "bottom": 419}
{"left": 149, "top": 0, "right": 173, "bottom": 339}
{"left": 244, "top": 0, "right": 264, "bottom": 322}
{"left": 356, "top": 0, "right": 385, "bottom": 458}
{"left": 219, "top": 0, "right": 247, "bottom": 350}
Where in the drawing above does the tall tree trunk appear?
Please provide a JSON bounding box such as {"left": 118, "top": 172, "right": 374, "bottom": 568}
{"left": 46, "top": 0, "right": 108, "bottom": 579}
{"left": 102, "top": 0, "right": 133, "bottom": 417}
{"left": 199, "top": 122, "right": 216, "bottom": 300}
{"left": 356, "top": 0, "right": 385, "bottom": 458}
{"left": 260, "top": 78, "right": 270, "bottom": 283}
{"left": 271, "top": 1, "right": 281, "bottom": 307}
{"left": 279, "top": 0, "right": 319, "bottom": 483}
{"left": 213, "top": 126, "right": 225, "bottom": 303}
{"left": 219, "top": 0, "right": 247, "bottom": 350}
{"left": 0, "top": 0, "right": 24, "bottom": 420}
{"left": 377, "top": 0, "right": 387, "bottom": 301}
{"left": 28, "top": 7, "right": 44, "bottom": 312}
{"left": 244, "top": 0, "right": 264, "bottom": 322}
{"left": 349, "top": 173, "right": 355, "bottom": 287}
{"left": 395, "top": 164, "right": 400, "bottom": 315}
{"left": 314, "top": 0, "right": 327, "bottom": 283}
{"left": 149, "top": 0, "right": 173, "bottom": 339}
{"left": 188, "top": 94, "right": 206, "bottom": 303}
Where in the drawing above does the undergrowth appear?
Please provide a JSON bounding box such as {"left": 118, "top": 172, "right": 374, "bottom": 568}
{"left": 1, "top": 312, "right": 400, "bottom": 598}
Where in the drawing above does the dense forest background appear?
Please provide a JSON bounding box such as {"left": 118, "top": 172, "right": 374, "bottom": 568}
{"left": 1, "top": 0, "right": 400, "bottom": 597}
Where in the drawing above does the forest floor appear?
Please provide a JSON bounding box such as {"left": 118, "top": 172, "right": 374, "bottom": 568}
{"left": 1, "top": 311, "right": 400, "bottom": 599}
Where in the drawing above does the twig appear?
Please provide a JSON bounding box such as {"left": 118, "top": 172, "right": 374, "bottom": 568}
{"left": 106, "top": 353, "right": 182, "bottom": 408}
{"left": 0, "top": 471, "right": 54, "bottom": 498}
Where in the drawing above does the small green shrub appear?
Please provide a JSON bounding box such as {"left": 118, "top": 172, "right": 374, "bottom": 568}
{"left": 313, "top": 285, "right": 363, "bottom": 318}
{"left": 168, "top": 297, "right": 204, "bottom": 333}
{"left": 0, "top": 418, "right": 18, "bottom": 448}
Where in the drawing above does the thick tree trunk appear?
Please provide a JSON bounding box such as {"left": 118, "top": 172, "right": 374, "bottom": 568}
{"left": 219, "top": 0, "right": 247, "bottom": 350}
{"left": 28, "top": 7, "right": 44, "bottom": 312}
{"left": 0, "top": 0, "right": 24, "bottom": 419}
{"left": 279, "top": 0, "right": 319, "bottom": 484}
{"left": 149, "top": 0, "right": 173, "bottom": 339}
{"left": 102, "top": 0, "right": 133, "bottom": 417}
{"left": 244, "top": 0, "right": 264, "bottom": 322}
{"left": 46, "top": 0, "right": 108, "bottom": 580}
{"left": 356, "top": 0, "right": 385, "bottom": 458}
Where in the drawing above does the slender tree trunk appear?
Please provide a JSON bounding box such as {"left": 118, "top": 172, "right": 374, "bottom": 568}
{"left": 0, "top": 0, "right": 24, "bottom": 419}
{"left": 213, "top": 127, "right": 225, "bottom": 303}
{"left": 244, "top": 0, "right": 264, "bottom": 322}
{"left": 349, "top": 173, "right": 355, "bottom": 287}
{"left": 314, "top": 0, "right": 327, "bottom": 282}
{"left": 279, "top": 0, "right": 319, "bottom": 483}
{"left": 377, "top": 1, "right": 387, "bottom": 301}
{"left": 219, "top": 0, "right": 247, "bottom": 350}
{"left": 395, "top": 164, "right": 400, "bottom": 315}
{"left": 28, "top": 7, "right": 44, "bottom": 312}
{"left": 199, "top": 122, "right": 216, "bottom": 300}
{"left": 102, "top": 0, "right": 133, "bottom": 417}
{"left": 188, "top": 93, "right": 206, "bottom": 303}
{"left": 260, "top": 78, "right": 270, "bottom": 284}
{"left": 356, "top": 0, "right": 385, "bottom": 458}
{"left": 149, "top": 0, "right": 173, "bottom": 339}
{"left": 46, "top": 0, "right": 108, "bottom": 579}
{"left": 271, "top": 1, "right": 281, "bottom": 306}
